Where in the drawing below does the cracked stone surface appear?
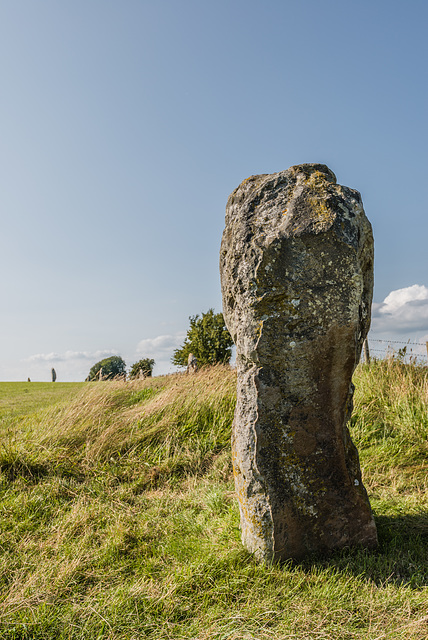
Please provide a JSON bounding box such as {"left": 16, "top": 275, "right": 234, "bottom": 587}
{"left": 220, "top": 163, "right": 378, "bottom": 561}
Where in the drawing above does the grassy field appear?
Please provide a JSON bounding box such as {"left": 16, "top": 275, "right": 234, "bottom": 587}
{"left": 0, "top": 363, "right": 427, "bottom": 639}
{"left": 0, "top": 383, "right": 85, "bottom": 420}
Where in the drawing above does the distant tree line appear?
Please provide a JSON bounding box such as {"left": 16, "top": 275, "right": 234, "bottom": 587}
{"left": 86, "top": 309, "right": 233, "bottom": 381}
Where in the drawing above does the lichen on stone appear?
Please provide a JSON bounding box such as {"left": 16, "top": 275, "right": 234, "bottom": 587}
{"left": 220, "top": 163, "right": 377, "bottom": 561}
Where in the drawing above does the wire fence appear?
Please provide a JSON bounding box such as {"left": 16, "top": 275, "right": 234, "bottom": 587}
{"left": 363, "top": 337, "right": 428, "bottom": 364}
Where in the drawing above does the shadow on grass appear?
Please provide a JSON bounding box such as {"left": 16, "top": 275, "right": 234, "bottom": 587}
{"left": 301, "top": 511, "right": 428, "bottom": 589}
{"left": 0, "top": 457, "right": 85, "bottom": 484}
{"left": 0, "top": 458, "right": 50, "bottom": 482}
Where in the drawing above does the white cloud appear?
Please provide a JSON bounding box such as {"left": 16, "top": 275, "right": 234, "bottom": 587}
{"left": 371, "top": 285, "right": 428, "bottom": 334}
{"left": 26, "top": 349, "right": 118, "bottom": 363}
{"left": 136, "top": 333, "right": 186, "bottom": 357}
{"left": 135, "top": 333, "right": 186, "bottom": 375}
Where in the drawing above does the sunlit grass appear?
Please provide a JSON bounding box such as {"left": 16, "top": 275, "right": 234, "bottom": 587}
{"left": 0, "top": 362, "right": 427, "bottom": 639}
{"left": 0, "top": 381, "right": 84, "bottom": 419}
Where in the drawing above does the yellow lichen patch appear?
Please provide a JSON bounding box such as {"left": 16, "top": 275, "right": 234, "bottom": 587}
{"left": 234, "top": 475, "right": 267, "bottom": 540}
{"left": 306, "top": 170, "right": 329, "bottom": 191}
{"left": 307, "top": 195, "right": 335, "bottom": 228}
{"left": 301, "top": 170, "right": 336, "bottom": 230}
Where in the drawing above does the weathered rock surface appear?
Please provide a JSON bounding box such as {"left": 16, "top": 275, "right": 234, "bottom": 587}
{"left": 220, "top": 163, "right": 377, "bottom": 561}
{"left": 187, "top": 353, "right": 198, "bottom": 374}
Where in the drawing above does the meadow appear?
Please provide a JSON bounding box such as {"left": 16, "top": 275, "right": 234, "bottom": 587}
{"left": 0, "top": 362, "right": 427, "bottom": 639}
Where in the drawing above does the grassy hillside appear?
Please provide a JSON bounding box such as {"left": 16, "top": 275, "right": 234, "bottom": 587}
{"left": 0, "top": 363, "right": 427, "bottom": 639}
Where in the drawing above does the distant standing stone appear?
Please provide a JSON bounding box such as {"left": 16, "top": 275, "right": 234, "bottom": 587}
{"left": 187, "top": 353, "right": 198, "bottom": 374}
{"left": 51, "top": 368, "right": 57, "bottom": 382}
{"left": 220, "top": 164, "right": 377, "bottom": 561}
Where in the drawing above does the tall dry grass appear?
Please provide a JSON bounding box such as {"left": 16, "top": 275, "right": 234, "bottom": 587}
{"left": 351, "top": 359, "right": 428, "bottom": 496}
{"left": 1, "top": 366, "right": 236, "bottom": 487}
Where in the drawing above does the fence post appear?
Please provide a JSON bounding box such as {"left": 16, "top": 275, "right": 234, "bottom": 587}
{"left": 363, "top": 339, "right": 370, "bottom": 365}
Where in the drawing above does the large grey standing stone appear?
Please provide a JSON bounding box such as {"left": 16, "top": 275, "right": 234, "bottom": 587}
{"left": 220, "top": 164, "right": 377, "bottom": 561}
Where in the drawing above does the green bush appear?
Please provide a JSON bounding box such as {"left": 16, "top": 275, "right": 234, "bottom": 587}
{"left": 172, "top": 309, "right": 233, "bottom": 367}
{"left": 129, "top": 358, "right": 155, "bottom": 379}
{"left": 87, "top": 356, "right": 126, "bottom": 381}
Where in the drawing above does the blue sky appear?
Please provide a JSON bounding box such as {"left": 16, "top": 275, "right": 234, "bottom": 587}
{"left": 1, "top": 0, "right": 427, "bottom": 380}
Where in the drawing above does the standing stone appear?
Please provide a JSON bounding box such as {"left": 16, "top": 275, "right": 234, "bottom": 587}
{"left": 220, "top": 164, "right": 377, "bottom": 561}
{"left": 51, "top": 368, "right": 57, "bottom": 382}
{"left": 187, "top": 353, "right": 198, "bottom": 374}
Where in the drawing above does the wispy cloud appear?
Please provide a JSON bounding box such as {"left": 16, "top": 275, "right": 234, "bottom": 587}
{"left": 371, "top": 284, "right": 428, "bottom": 334}
{"left": 26, "top": 349, "right": 118, "bottom": 363}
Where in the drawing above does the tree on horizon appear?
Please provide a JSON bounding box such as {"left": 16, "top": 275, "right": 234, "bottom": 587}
{"left": 172, "top": 309, "right": 233, "bottom": 367}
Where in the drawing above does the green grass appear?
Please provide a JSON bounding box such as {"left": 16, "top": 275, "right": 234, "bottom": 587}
{"left": 0, "top": 362, "right": 427, "bottom": 639}
{"left": 0, "top": 382, "right": 85, "bottom": 419}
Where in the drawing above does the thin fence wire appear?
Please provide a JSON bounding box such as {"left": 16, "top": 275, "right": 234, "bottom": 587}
{"left": 369, "top": 338, "right": 427, "bottom": 346}
{"left": 362, "top": 337, "right": 428, "bottom": 364}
